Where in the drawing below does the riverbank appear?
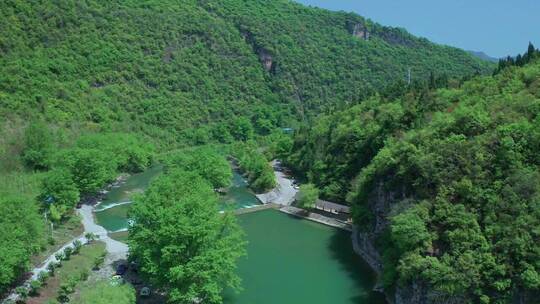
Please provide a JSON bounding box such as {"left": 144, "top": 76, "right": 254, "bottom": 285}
{"left": 255, "top": 160, "right": 298, "bottom": 205}
{"left": 1, "top": 175, "right": 131, "bottom": 304}
{"left": 279, "top": 206, "right": 353, "bottom": 231}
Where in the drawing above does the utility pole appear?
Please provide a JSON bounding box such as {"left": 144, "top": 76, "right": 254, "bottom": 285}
{"left": 407, "top": 68, "right": 411, "bottom": 85}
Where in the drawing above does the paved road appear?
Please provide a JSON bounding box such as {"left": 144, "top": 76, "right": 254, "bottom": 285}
{"left": 256, "top": 160, "right": 298, "bottom": 205}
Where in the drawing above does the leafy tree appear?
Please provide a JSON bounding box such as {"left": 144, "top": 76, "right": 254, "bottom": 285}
{"left": 0, "top": 197, "right": 44, "bottom": 294}
{"left": 39, "top": 169, "right": 80, "bottom": 221}
{"left": 161, "top": 147, "right": 232, "bottom": 189}
{"left": 57, "top": 148, "right": 116, "bottom": 194}
{"left": 22, "top": 121, "right": 53, "bottom": 170}
{"left": 29, "top": 279, "right": 42, "bottom": 296}
{"left": 231, "top": 142, "right": 276, "bottom": 192}
{"left": 75, "top": 133, "right": 154, "bottom": 173}
{"left": 230, "top": 117, "right": 254, "bottom": 141}
{"left": 128, "top": 170, "right": 246, "bottom": 304}
{"left": 296, "top": 184, "right": 319, "bottom": 210}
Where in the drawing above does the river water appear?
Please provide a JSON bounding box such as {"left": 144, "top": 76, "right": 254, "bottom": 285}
{"left": 94, "top": 167, "right": 385, "bottom": 303}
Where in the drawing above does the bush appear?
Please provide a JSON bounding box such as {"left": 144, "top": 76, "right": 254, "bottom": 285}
{"left": 57, "top": 277, "right": 78, "bottom": 303}
{"left": 55, "top": 252, "right": 65, "bottom": 262}
{"left": 93, "top": 252, "right": 106, "bottom": 270}
{"left": 63, "top": 247, "right": 73, "bottom": 260}
{"left": 29, "top": 280, "right": 42, "bottom": 296}
{"left": 84, "top": 233, "right": 98, "bottom": 244}
{"left": 72, "top": 240, "right": 83, "bottom": 254}
{"left": 297, "top": 184, "right": 319, "bottom": 210}
{"left": 80, "top": 270, "right": 90, "bottom": 281}
{"left": 15, "top": 286, "right": 28, "bottom": 300}
{"left": 47, "top": 262, "right": 56, "bottom": 275}
{"left": 38, "top": 271, "right": 49, "bottom": 284}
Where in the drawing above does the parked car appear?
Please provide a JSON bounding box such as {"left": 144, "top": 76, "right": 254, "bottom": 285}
{"left": 116, "top": 264, "right": 127, "bottom": 276}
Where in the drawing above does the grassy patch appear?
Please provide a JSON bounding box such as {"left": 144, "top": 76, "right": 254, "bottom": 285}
{"left": 0, "top": 171, "right": 44, "bottom": 201}
{"left": 31, "top": 213, "right": 84, "bottom": 267}
{"left": 26, "top": 241, "right": 106, "bottom": 304}
{"left": 72, "top": 281, "right": 136, "bottom": 304}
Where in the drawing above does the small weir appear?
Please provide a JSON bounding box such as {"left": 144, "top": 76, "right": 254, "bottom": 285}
{"left": 94, "top": 166, "right": 385, "bottom": 304}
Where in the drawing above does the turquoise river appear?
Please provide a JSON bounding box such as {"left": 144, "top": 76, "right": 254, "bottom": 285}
{"left": 94, "top": 167, "right": 386, "bottom": 303}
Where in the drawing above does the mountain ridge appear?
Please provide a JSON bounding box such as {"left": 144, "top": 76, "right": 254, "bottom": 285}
{"left": 0, "top": 0, "right": 493, "bottom": 147}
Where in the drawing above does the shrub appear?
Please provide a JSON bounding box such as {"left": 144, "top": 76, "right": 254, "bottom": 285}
{"left": 47, "top": 262, "right": 56, "bottom": 275}
{"left": 15, "top": 286, "right": 28, "bottom": 300}
{"left": 63, "top": 247, "right": 73, "bottom": 260}
{"left": 29, "top": 280, "right": 42, "bottom": 296}
{"left": 72, "top": 240, "right": 83, "bottom": 254}
{"left": 55, "top": 252, "right": 65, "bottom": 262}
{"left": 93, "top": 252, "right": 106, "bottom": 270}
{"left": 38, "top": 271, "right": 49, "bottom": 284}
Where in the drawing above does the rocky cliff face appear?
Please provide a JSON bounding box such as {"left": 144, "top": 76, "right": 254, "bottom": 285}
{"left": 351, "top": 179, "right": 464, "bottom": 304}
{"left": 258, "top": 49, "right": 274, "bottom": 72}
{"left": 352, "top": 23, "right": 370, "bottom": 40}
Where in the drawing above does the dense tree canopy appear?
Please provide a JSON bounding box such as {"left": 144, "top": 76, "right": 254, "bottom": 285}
{"left": 128, "top": 170, "right": 245, "bottom": 304}
{"left": 231, "top": 142, "right": 276, "bottom": 192}
{"left": 0, "top": 196, "right": 45, "bottom": 295}
{"left": 160, "top": 147, "right": 232, "bottom": 189}
{"left": 0, "top": 0, "right": 492, "bottom": 146}
{"left": 288, "top": 60, "right": 540, "bottom": 302}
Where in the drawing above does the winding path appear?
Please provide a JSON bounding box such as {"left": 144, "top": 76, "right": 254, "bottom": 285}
{"left": 2, "top": 205, "right": 127, "bottom": 303}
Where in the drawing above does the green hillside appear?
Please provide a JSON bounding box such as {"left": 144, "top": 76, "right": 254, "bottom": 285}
{"left": 1, "top": 0, "right": 492, "bottom": 147}
{"left": 0, "top": 0, "right": 501, "bottom": 301}
{"left": 288, "top": 59, "right": 540, "bottom": 302}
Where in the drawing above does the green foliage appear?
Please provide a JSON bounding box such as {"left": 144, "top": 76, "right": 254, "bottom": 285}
{"left": 231, "top": 142, "right": 276, "bottom": 192}
{"left": 63, "top": 247, "right": 73, "bottom": 260}
{"left": 289, "top": 60, "right": 540, "bottom": 301}
{"left": 55, "top": 148, "right": 116, "bottom": 194}
{"left": 72, "top": 240, "right": 83, "bottom": 254}
{"left": 38, "top": 270, "right": 49, "bottom": 284}
{"left": 74, "top": 281, "right": 135, "bottom": 304}
{"left": 29, "top": 279, "right": 42, "bottom": 296}
{"left": 15, "top": 286, "right": 28, "bottom": 300}
{"left": 296, "top": 184, "right": 319, "bottom": 210}
{"left": 39, "top": 169, "right": 80, "bottom": 222}
{"left": 58, "top": 277, "right": 78, "bottom": 303}
{"left": 390, "top": 203, "right": 431, "bottom": 253}
{"left": 92, "top": 252, "right": 106, "bottom": 271}
{"left": 128, "top": 169, "right": 246, "bottom": 304}
{"left": 0, "top": 196, "right": 45, "bottom": 295}
{"left": 22, "top": 121, "right": 54, "bottom": 170}
{"left": 0, "top": 0, "right": 491, "bottom": 147}
{"left": 494, "top": 42, "right": 539, "bottom": 75}
{"left": 204, "top": 0, "right": 493, "bottom": 116}
{"left": 75, "top": 133, "right": 154, "bottom": 173}
{"left": 161, "top": 147, "right": 232, "bottom": 188}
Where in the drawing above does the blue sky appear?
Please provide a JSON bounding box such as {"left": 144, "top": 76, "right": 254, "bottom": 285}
{"left": 294, "top": 0, "right": 539, "bottom": 58}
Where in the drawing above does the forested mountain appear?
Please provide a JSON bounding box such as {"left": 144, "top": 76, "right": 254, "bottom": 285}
{"left": 468, "top": 50, "right": 499, "bottom": 63}
{"left": 0, "top": 0, "right": 492, "bottom": 148}
{"left": 287, "top": 59, "right": 540, "bottom": 303}
{"left": 0, "top": 0, "right": 504, "bottom": 302}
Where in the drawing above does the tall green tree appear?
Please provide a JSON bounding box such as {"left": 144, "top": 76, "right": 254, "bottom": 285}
{"left": 297, "top": 184, "right": 319, "bottom": 210}
{"left": 39, "top": 169, "right": 80, "bottom": 221}
{"left": 57, "top": 148, "right": 116, "bottom": 194}
{"left": 22, "top": 121, "right": 53, "bottom": 170}
{"left": 161, "top": 147, "right": 232, "bottom": 189}
{"left": 128, "top": 170, "right": 246, "bottom": 304}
